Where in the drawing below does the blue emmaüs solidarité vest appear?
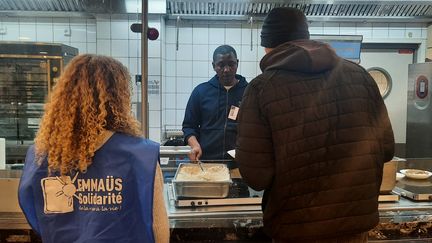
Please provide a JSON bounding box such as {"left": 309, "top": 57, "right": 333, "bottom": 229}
{"left": 18, "top": 133, "right": 159, "bottom": 243}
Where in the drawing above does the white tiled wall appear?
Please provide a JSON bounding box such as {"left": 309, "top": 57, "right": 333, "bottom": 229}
{"left": 161, "top": 20, "right": 429, "bottom": 135}
{"left": 0, "top": 16, "right": 96, "bottom": 53}
{"left": 96, "top": 14, "right": 163, "bottom": 142}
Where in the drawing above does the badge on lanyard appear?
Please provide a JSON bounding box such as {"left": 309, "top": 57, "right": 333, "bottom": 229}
{"left": 228, "top": 105, "right": 239, "bottom": 120}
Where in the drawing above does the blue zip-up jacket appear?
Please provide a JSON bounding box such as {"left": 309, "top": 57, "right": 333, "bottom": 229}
{"left": 183, "top": 74, "right": 247, "bottom": 160}
{"left": 18, "top": 133, "right": 159, "bottom": 243}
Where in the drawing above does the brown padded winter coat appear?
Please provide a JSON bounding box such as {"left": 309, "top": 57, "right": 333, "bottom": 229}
{"left": 236, "top": 40, "right": 395, "bottom": 241}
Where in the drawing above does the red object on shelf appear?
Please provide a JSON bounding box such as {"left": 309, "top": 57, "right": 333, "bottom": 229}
{"left": 398, "top": 49, "right": 414, "bottom": 54}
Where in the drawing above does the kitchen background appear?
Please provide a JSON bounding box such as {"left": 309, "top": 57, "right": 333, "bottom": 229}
{"left": 2, "top": 3, "right": 432, "bottom": 242}
{"left": 0, "top": 1, "right": 430, "bottom": 151}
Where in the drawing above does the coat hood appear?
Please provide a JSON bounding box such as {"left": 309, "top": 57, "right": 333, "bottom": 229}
{"left": 260, "top": 40, "right": 340, "bottom": 74}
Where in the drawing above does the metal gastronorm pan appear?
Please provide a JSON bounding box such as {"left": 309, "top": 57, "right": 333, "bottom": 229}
{"left": 172, "top": 163, "right": 232, "bottom": 199}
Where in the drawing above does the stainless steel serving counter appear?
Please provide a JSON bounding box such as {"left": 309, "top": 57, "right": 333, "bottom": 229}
{"left": 2, "top": 182, "right": 432, "bottom": 242}
{"left": 2, "top": 181, "right": 432, "bottom": 229}
{"left": 164, "top": 184, "right": 432, "bottom": 242}
{"left": 166, "top": 196, "right": 432, "bottom": 219}
{"left": 164, "top": 183, "right": 432, "bottom": 221}
{"left": 379, "top": 200, "right": 432, "bottom": 212}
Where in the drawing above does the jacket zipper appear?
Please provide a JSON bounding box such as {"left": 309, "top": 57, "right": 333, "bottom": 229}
{"left": 223, "top": 88, "right": 229, "bottom": 159}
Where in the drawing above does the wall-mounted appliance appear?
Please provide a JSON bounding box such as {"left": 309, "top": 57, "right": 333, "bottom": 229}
{"left": 312, "top": 35, "right": 363, "bottom": 64}
{"left": 406, "top": 62, "right": 432, "bottom": 158}
{"left": 0, "top": 42, "right": 78, "bottom": 165}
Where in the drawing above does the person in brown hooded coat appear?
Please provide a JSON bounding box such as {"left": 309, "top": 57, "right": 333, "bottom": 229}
{"left": 236, "top": 7, "right": 394, "bottom": 243}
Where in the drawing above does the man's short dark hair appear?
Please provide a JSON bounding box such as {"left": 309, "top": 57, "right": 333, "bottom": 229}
{"left": 213, "top": 45, "right": 237, "bottom": 62}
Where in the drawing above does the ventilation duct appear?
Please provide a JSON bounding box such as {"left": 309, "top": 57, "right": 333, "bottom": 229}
{"left": 0, "top": 0, "right": 431, "bottom": 22}
{"left": 166, "top": 0, "right": 432, "bottom": 22}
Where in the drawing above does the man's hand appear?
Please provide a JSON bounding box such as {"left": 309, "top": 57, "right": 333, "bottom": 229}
{"left": 187, "top": 136, "right": 202, "bottom": 161}
{"left": 189, "top": 146, "right": 202, "bottom": 161}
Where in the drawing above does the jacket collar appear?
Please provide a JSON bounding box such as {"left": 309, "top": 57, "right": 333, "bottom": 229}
{"left": 209, "top": 74, "right": 248, "bottom": 90}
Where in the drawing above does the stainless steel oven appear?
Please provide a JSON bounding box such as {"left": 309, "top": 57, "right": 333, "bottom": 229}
{"left": 0, "top": 42, "right": 78, "bottom": 165}
{"left": 406, "top": 62, "right": 432, "bottom": 158}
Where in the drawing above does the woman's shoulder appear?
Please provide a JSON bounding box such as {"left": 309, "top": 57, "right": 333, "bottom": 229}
{"left": 113, "top": 133, "right": 157, "bottom": 144}
{"left": 109, "top": 133, "right": 160, "bottom": 152}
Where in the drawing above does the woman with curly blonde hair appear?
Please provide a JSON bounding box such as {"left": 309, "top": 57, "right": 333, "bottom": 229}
{"left": 18, "top": 54, "right": 169, "bottom": 243}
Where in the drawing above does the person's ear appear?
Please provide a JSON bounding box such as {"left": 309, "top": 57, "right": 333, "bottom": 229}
{"left": 212, "top": 62, "right": 216, "bottom": 70}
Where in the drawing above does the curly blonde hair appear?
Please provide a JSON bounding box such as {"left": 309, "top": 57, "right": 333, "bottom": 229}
{"left": 34, "top": 54, "right": 142, "bottom": 175}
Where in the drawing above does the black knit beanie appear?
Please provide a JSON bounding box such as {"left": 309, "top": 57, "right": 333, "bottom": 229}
{"left": 261, "top": 7, "right": 310, "bottom": 48}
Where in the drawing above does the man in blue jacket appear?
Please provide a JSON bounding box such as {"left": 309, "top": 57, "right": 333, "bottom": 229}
{"left": 183, "top": 45, "right": 247, "bottom": 161}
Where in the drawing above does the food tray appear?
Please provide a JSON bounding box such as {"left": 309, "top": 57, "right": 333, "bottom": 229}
{"left": 172, "top": 163, "right": 232, "bottom": 199}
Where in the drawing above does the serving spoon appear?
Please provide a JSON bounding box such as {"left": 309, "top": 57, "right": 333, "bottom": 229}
{"left": 197, "top": 160, "right": 205, "bottom": 172}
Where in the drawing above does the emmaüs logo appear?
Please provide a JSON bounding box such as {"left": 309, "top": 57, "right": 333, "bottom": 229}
{"left": 41, "top": 173, "right": 123, "bottom": 214}
{"left": 76, "top": 176, "right": 123, "bottom": 205}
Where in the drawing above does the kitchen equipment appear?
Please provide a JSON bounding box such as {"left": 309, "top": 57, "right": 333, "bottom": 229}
{"left": 159, "top": 146, "right": 190, "bottom": 165}
{"left": 172, "top": 163, "right": 232, "bottom": 199}
{"left": 313, "top": 35, "right": 362, "bottom": 64}
{"left": 159, "top": 146, "right": 191, "bottom": 183}
{"left": 393, "top": 177, "right": 432, "bottom": 201}
{"left": 392, "top": 158, "right": 432, "bottom": 201}
{"left": 0, "top": 42, "right": 78, "bottom": 165}
{"left": 406, "top": 62, "right": 432, "bottom": 158}
{"left": 170, "top": 178, "right": 262, "bottom": 207}
{"left": 162, "top": 128, "right": 184, "bottom": 146}
{"left": 174, "top": 196, "right": 262, "bottom": 207}
{"left": 380, "top": 157, "right": 405, "bottom": 193}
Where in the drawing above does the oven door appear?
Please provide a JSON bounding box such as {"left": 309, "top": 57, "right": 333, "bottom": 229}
{"left": 0, "top": 58, "right": 49, "bottom": 163}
